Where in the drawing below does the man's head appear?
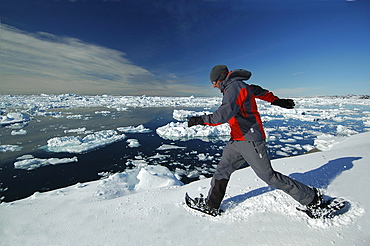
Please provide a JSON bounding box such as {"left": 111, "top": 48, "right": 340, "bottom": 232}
{"left": 210, "top": 65, "right": 228, "bottom": 90}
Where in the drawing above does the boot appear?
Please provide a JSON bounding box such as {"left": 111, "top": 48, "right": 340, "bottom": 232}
{"left": 305, "top": 188, "right": 326, "bottom": 218}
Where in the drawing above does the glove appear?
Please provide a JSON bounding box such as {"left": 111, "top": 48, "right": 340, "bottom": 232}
{"left": 188, "top": 116, "right": 204, "bottom": 127}
{"left": 271, "top": 99, "right": 295, "bottom": 109}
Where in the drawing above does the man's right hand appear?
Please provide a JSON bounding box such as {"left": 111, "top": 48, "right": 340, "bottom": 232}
{"left": 188, "top": 116, "right": 204, "bottom": 127}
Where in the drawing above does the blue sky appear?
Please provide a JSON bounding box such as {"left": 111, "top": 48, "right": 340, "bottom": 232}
{"left": 1, "top": 0, "right": 369, "bottom": 97}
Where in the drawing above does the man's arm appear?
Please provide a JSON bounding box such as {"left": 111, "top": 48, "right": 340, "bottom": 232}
{"left": 249, "top": 84, "right": 278, "bottom": 102}
{"left": 188, "top": 84, "right": 241, "bottom": 127}
{"left": 201, "top": 85, "right": 241, "bottom": 125}
{"left": 250, "top": 84, "right": 295, "bottom": 109}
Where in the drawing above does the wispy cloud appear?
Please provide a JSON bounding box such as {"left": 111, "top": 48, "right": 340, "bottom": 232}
{"left": 292, "top": 71, "right": 310, "bottom": 76}
{"left": 0, "top": 25, "right": 211, "bottom": 96}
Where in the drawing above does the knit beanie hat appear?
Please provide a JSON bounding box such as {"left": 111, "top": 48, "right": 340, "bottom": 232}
{"left": 210, "top": 65, "right": 229, "bottom": 82}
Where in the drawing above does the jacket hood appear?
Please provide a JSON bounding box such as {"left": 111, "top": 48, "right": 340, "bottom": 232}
{"left": 219, "top": 69, "right": 252, "bottom": 92}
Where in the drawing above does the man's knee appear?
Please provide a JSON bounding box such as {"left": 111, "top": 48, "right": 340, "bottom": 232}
{"left": 257, "top": 171, "right": 279, "bottom": 186}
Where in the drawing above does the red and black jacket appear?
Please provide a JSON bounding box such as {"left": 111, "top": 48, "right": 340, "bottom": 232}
{"left": 201, "top": 69, "right": 278, "bottom": 141}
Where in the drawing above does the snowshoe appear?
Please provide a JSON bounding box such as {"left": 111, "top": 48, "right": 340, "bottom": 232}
{"left": 297, "top": 189, "right": 347, "bottom": 219}
{"left": 185, "top": 193, "right": 222, "bottom": 217}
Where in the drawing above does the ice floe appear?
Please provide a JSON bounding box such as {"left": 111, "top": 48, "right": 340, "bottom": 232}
{"left": 127, "top": 139, "right": 141, "bottom": 148}
{"left": 0, "top": 112, "right": 30, "bottom": 126}
{"left": 14, "top": 156, "right": 78, "bottom": 170}
{"left": 156, "top": 144, "right": 186, "bottom": 150}
{"left": 64, "top": 127, "right": 87, "bottom": 134}
{"left": 47, "top": 130, "right": 126, "bottom": 153}
{"left": 117, "top": 124, "right": 151, "bottom": 133}
{"left": 10, "top": 129, "right": 28, "bottom": 135}
{"left": 0, "top": 145, "right": 23, "bottom": 153}
{"left": 156, "top": 122, "right": 230, "bottom": 141}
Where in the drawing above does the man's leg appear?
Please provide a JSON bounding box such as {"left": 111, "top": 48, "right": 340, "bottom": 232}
{"left": 235, "top": 140, "right": 316, "bottom": 205}
{"left": 207, "top": 141, "right": 247, "bottom": 208}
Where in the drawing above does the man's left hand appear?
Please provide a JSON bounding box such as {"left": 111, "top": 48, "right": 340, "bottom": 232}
{"left": 271, "top": 99, "right": 295, "bottom": 109}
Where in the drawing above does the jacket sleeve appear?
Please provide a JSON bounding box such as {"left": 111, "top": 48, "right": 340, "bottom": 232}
{"left": 201, "top": 85, "right": 241, "bottom": 125}
{"left": 249, "top": 84, "right": 278, "bottom": 102}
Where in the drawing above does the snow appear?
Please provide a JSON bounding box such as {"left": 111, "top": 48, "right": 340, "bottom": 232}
{"left": 1, "top": 131, "right": 369, "bottom": 245}
{"left": 336, "top": 124, "right": 358, "bottom": 136}
{"left": 95, "top": 165, "right": 183, "bottom": 199}
{"left": 314, "top": 134, "right": 345, "bottom": 151}
{"left": 47, "top": 130, "right": 126, "bottom": 153}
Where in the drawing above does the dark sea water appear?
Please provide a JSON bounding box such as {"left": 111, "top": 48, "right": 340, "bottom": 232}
{"left": 1, "top": 107, "right": 222, "bottom": 202}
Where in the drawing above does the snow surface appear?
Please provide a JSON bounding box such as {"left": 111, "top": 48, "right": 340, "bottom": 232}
{"left": 1, "top": 132, "right": 369, "bottom": 246}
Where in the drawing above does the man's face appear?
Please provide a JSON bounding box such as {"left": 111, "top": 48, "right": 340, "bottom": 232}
{"left": 213, "top": 80, "right": 223, "bottom": 91}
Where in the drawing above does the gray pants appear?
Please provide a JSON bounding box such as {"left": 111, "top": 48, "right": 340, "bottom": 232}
{"left": 207, "top": 140, "right": 315, "bottom": 208}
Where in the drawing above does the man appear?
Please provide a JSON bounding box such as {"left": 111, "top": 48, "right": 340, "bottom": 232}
{"left": 187, "top": 65, "right": 324, "bottom": 217}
